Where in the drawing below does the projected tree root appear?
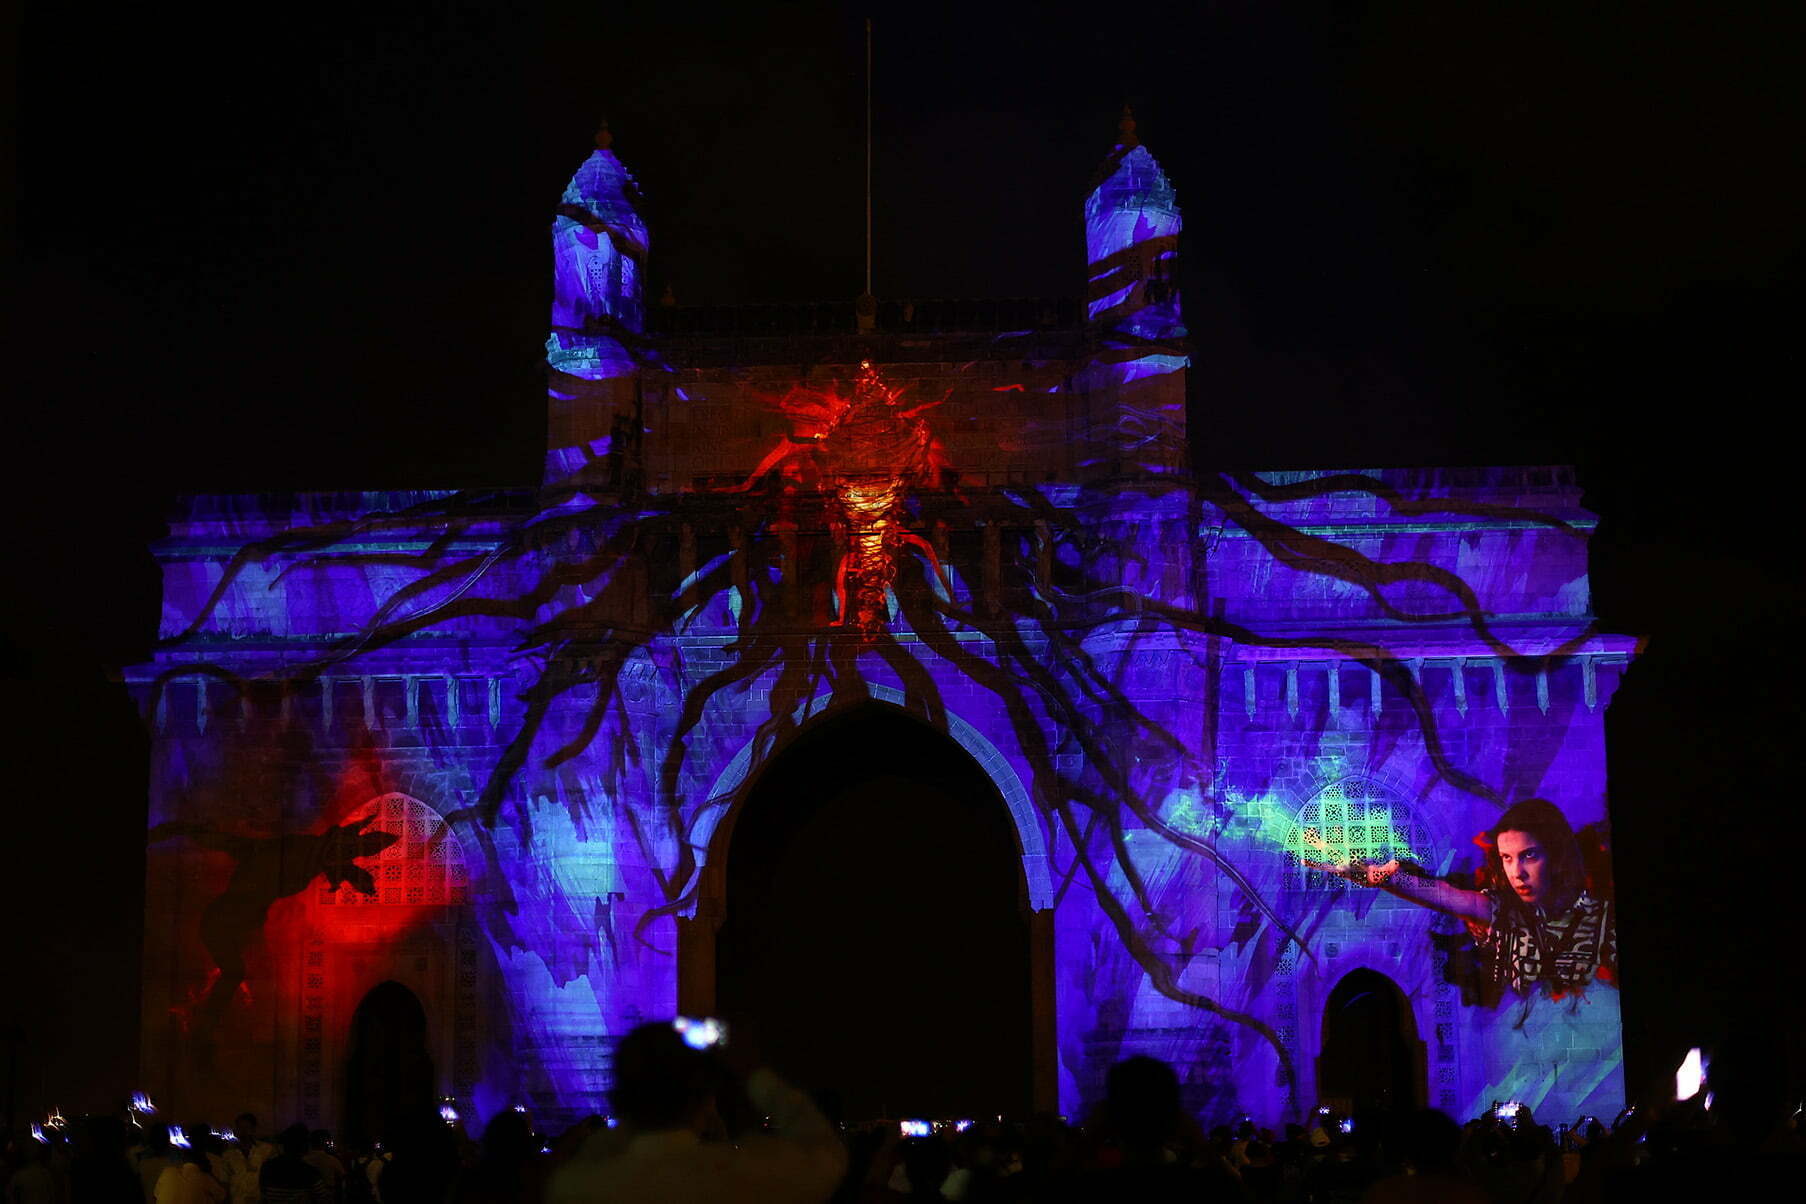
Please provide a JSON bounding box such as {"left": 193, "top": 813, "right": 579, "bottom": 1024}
{"left": 150, "top": 377, "right": 1592, "bottom": 1110}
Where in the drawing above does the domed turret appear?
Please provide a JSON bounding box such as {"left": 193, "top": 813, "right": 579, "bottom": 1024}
{"left": 1084, "top": 106, "right": 1185, "bottom": 343}
{"left": 1077, "top": 107, "right": 1190, "bottom": 476}
{"left": 545, "top": 122, "right": 650, "bottom": 487}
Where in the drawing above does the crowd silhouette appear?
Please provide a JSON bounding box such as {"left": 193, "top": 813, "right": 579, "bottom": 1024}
{"left": 8, "top": 1024, "right": 1799, "bottom": 1204}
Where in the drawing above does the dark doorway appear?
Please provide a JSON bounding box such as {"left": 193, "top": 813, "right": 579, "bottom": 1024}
{"left": 1318, "top": 968, "right": 1426, "bottom": 1115}
{"left": 344, "top": 981, "right": 435, "bottom": 1146}
{"left": 714, "top": 705, "right": 1032, "bottom": 1120}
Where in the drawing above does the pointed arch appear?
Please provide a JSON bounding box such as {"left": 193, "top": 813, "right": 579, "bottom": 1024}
{"left": 344, "top": 980, "right": 435, "bottom": 1146}
{"left": 1317, "top": 967, "right": 1427, "bottom": 1114}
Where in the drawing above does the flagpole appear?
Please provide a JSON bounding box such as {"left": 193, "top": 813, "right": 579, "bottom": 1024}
{"left": 865, "top": 16, "right": 873, "bottom": 298}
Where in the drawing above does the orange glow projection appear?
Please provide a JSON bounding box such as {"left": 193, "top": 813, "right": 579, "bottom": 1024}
{"left": 736, "top": 360, "right": 951, "bottom": 634}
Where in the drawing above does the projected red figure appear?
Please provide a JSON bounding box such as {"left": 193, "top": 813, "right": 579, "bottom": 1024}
{"left": 735, "top": 359, "right": 952, "bottom": 634}
{"left": 1306, "top": 798, "right": 1615, "bottom": 1001}
{"left": 147, "top": 816, "right": 400, "bottom": 1042}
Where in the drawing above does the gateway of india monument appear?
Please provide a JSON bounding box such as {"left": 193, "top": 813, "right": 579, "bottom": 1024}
{"left": 131, "top": 110, "right": 1632, "bottom": 1138}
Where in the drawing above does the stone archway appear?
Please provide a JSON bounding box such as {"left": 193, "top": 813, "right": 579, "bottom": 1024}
{"left": 677, "top": 701, "right": 1058, "bottom": 1115}
{"left": 1317, "top": 968, "right": 1427, "bottom": 1116}
{"left": 344, "top": 980, "right": 434, "bottom": 1146}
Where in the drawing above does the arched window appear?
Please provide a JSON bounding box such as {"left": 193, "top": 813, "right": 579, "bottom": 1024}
{"left": 1286, "top": 778, "right": 1430, "bottom": 891}
{"left": 316, "top": 792, "right": 467, "bottom": 908}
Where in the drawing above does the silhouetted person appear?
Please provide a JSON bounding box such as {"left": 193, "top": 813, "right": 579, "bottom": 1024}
{"left": 1239, "top": 1140, "right": 1281, "bottom": 1204}
{"left": 1060, "top": 1056, "right": 1245, "bottom": 1202}
{"left": 71, "top": 1115, "right": 142, "bottom": 1204}
{"left": 1361, "top": 1109, "right": 1486, "bottom": 1203}
{"left": 1599, "top": 1022, "right": 1806, "bottom": 1202}
{"left": 219, "top": 1116, "right": 275, "bottom": 1204}
{"left": 547, "top": 1021, "right": 844, "bottom": 1204}
{"left": 345, "top": 1146, "right": 383, "bottom": 1204}
{"left": 1300, "top": 1135, "right": 1377, "bottom": 1204}
{"left": 300, "top": 1136, "right": 343, "bottom": 1204}
{"left": 892, "top": 1139, "right": 951, "bottom": 1199}
{"left": 369, "top": 1112, "right": 453, "bottom": 1204}
{"left": 1003, "top": 1113, "right": 1078, "bottom": 1203}
{"left": 451, "top": 1110, "right": 542, "bottom": 1204}
{"left": 153, "top": 1134, "right": 225, "bottom": 1204}
{"left": 137, "top": 1125, "right": 183, "bottom": 1204}
{"left": 258, "top": 1127, "right": 325, "bottom": 1204}
{"left": 6, "top": 1139, "right": 58, "bottom": 1204}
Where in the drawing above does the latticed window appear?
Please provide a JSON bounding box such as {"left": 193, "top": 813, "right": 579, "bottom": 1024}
{"left": 1286, "top": 778, "right": 1430, "bottom": 891}
{"left": 316, "top": 793, "right": 468, "bottom": 906}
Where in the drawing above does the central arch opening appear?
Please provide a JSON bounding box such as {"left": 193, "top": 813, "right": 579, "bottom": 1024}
{"left": 714, "top": 705, "right": 1032, "bottom": 1120}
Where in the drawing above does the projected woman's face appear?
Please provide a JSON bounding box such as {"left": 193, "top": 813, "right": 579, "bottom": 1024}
{"left": 1496, "top": 830, "right": 1548, "bottom": 905}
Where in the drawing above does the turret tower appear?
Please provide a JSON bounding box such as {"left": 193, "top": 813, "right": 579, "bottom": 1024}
{"left": 1078, "top": 107, "right": 1189, "bottom": 475}
{"left": 545, "top": 122, "right": 649, "bottom": 489}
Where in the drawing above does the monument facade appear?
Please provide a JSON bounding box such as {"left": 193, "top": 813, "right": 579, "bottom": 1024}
{"left": 132, "top": 116, "right": 1631, "bottom": 1132}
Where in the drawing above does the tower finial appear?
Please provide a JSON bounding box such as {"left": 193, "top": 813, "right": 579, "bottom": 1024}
{"left": 595, "top": 118, "right": 613, "bottom": 151}
{"left": 863, "top": 17, "right": 874, "bottom": 301}
{"left": 1088, "top": 104, "right": 1146, "bottom": 192}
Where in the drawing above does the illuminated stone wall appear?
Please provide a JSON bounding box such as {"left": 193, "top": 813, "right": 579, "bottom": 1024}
{"left": 132, "top": 129, "right": 1628, "bottom": 1133}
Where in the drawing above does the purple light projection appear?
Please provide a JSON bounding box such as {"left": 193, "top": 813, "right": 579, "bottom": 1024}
{"left": 131, "top": 120, "right": 1630, "bottom": 1135}
{"left": 546, "top": 123, "right": 647, "bottom": 485}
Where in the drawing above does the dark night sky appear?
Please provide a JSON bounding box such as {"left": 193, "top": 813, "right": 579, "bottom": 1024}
{"left": 6, "top": 1, "right": 1804, "bottom": 1117}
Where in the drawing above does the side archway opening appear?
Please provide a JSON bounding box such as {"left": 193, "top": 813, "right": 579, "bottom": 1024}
{"left": 1317, "top": 968, "right": 1427, "bottom": 1116}
{"left": 344, "top": 981, "right": 435, "bottom": 1147}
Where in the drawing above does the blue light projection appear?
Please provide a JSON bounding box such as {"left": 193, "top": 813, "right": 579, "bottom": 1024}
{"left": 546, "top": 124, "right": 647, "bottom": 483}
{"left": 130, "top": 119, "right": 1630, "bottom": 1136}
{"left": 1078, "top": 110, "right": 1187, "bottom": 473}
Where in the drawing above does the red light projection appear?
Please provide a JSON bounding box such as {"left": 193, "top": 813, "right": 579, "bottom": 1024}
{"left": 735, "top": 360, "right": 952, "bottom": 634}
